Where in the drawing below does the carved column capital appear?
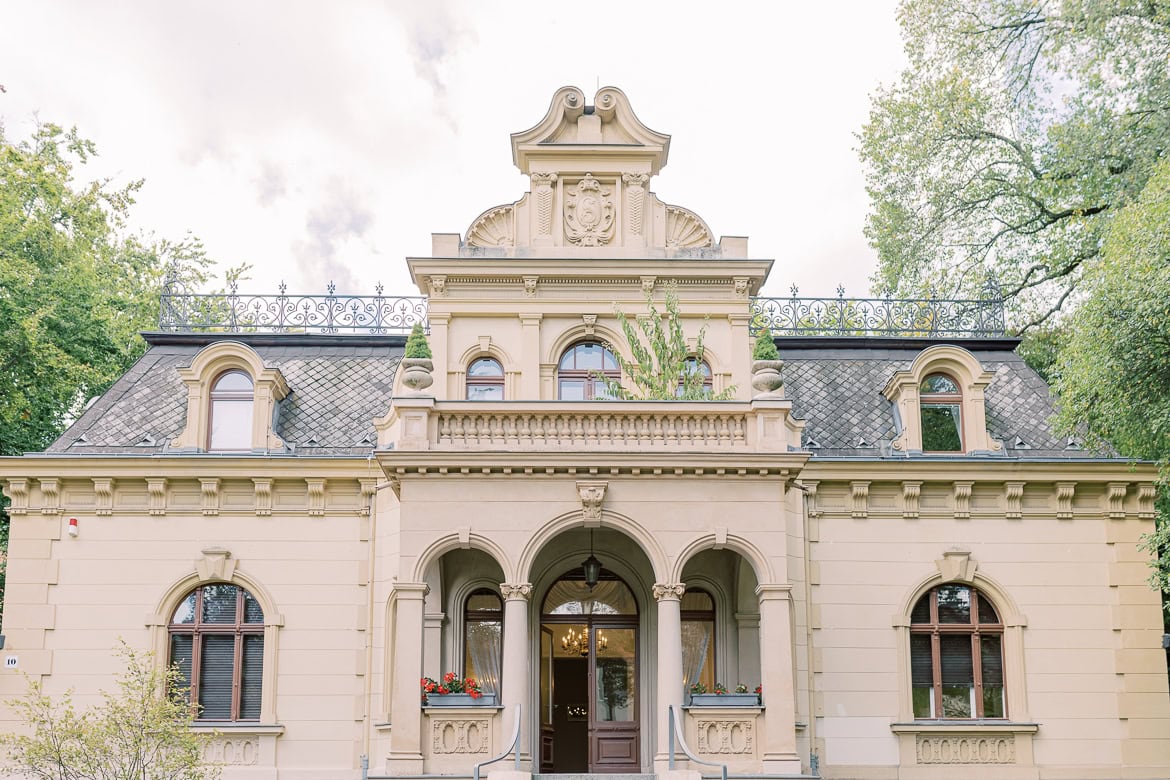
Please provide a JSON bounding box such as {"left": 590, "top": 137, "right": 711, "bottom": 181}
{"left": 621, "top": 172, "right": 648, "bottom": 187}
{"left": 652, "top": 583, "right": 686, "bottom": 601}
{"left": 500, "top": 583, "right": 533, "bottom": 601}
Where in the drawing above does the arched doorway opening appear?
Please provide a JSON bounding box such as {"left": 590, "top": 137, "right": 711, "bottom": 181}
{"left": 540, "top": 569, "right": 639, "bottom": 773}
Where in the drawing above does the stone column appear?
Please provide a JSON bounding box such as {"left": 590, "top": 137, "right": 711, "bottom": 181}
{"left": 757, "top": 584, "right": 801, "bottom": 773}
{"left": 500, "top": 583, "right": 533, "bottom": 768}
{"left": 388, "top": 583, "right": 428, "bottom": 774}
{"left": 654, "top": 583, "right": 686, "bottom": 772}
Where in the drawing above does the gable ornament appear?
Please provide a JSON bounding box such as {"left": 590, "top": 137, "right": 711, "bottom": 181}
{"left": 565, "top": 174, "right": 615, "bottom": 247}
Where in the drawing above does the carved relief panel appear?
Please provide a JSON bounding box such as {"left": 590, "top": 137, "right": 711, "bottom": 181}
{"left": 432, "top": 718, "right": 491, "bottom": 754}
{"left": 564, "top": 174, "right": 615, "bottom": 246}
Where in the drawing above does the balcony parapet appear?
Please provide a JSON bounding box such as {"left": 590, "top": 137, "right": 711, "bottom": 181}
{"left": 375, "top": 399, "right": 804, "bottom": 454}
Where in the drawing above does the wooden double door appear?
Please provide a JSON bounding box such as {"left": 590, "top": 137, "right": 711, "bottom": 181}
{"left": 539, "top": 574, "right": 640, "bottom": 773}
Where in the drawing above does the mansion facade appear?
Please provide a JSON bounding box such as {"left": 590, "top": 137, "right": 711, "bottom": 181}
{"left": 2, "top": 86, "right": 1169, "bottom": 780}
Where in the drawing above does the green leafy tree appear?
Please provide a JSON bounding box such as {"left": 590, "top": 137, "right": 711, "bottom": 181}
{"left": 2, "top": 642, "right": 220, "bottom": 780}
{"left": 1053, "top": 158, "right": 1170, "bottom": 600}
{"left": 0, "top": 122, "right": 210, "bottom": 456}
{"left": 597, "top": 285, "right": 735, "bottom": 401}
{"left": 859, "top": 0, "right": 1170, "bottom": 329}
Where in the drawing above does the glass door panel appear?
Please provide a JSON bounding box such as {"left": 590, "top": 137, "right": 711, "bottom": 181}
{"left": 594, "top": 628, "right": 636, "bottom": 722}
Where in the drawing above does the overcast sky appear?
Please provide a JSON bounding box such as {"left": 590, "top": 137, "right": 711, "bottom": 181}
{"left": 0, "top": 1, "right": 906, "bottom": 299}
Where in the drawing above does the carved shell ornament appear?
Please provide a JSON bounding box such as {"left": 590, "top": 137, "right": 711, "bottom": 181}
{"left": 466, "top": 205, "right": 515, "bottom": 248}
{"left": 665, "top": 205, "right": 713, "bottom": 249}
{"left": 565, "top": 174, "right": 615, "bottom": 246}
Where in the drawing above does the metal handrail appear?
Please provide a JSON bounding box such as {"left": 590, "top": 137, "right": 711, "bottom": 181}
{"left": 472, "top": 704, "right": 521, "bottom": 780}
{"left": 669, "top": 703, "right": 727, "bottom": 780}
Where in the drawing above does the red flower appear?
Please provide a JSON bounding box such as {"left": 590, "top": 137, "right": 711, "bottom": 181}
{"left": 444, "top": 672, "right": 456, "bottom": 682}
{"left": 470, "top": 691, "right": 482, "bottom": 699}
{"left": 755, "top": 685, "right": 762, "bottom": 695}
{"left": 438, "top": 686, "right": 449, "bottom": 695}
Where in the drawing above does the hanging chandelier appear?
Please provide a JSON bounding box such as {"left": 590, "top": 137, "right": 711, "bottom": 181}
{"left": 561, "top": 626, "right": 607, "bottom": 656}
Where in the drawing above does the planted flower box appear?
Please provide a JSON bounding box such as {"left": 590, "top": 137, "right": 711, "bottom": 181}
{"left": 421, "top": 673, "right": 495, "bottom": 707}
{"left": 425, "top": 692, "right": 498, "bottom": 707}
{"left": 687, "top": 693, "right": 760, "bottom": 707}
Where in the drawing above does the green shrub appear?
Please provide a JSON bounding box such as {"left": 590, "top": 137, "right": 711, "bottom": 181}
{"left": 404, "top": 323, "right": 432, "bottom": 359}
{"left": 752, "top": 327, "right": 779, "bottom": 361}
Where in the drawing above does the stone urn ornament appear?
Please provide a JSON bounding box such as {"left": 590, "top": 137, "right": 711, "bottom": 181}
{"left": 401, "top": 323, "right": 434, "bottom": 394}
{"left": 751, "top": 326, "right": 784, "bottom": 398}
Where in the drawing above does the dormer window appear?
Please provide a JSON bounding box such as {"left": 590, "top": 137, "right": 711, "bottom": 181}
{"left": 209, "top": 371, "right": 254, "bottom": 451}
{"left": 467, "top": 358, "right": 505, "bottom": 400}
{"left": 882, "top": 345, "right": 1002, "bottom": 455}
{"left": 172, "top": 341, "right": 290, "bottom": 453}
{"left": 919, "top": 374, "right": 962, "bottom": 452}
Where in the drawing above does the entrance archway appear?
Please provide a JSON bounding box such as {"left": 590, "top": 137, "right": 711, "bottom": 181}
{"left": 539, "top": 569, "right": 639, "bottom": 773}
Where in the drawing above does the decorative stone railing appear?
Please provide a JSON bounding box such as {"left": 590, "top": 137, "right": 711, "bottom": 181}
{"left": 437, "top": 405, "right": 747, "bottom": 450}
{"left": 379, "top": 400, "right": 803, "bottom": 455}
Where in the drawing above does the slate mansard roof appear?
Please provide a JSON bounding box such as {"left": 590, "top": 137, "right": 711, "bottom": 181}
{"left": 48, "top": 335, "right": 403, "bottom": 456}
{"left": 780, "top": 340, "right": 1084, "bottom": 459}
{"left": 43, "top": 331, "right": 1098, "bottom": 461}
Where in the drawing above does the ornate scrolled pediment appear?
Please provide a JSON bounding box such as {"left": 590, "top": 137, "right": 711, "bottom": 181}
{"left": 454, "top": 86, "right": 739, "bottom": 257}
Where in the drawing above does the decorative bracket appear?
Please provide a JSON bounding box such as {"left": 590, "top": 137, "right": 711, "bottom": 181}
{"left": 576, "top": 480, "right": 608, "bottom": 527}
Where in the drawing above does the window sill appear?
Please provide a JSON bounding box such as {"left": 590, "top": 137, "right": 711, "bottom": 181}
{"left": 190, "top": 723, "right": 285, "bottom": 736}
{"left": 890, "top": 720, "right": 1038, "bottom": 735}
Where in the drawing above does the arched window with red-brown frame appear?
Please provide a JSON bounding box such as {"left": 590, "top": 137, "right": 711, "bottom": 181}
{"left": 169, "top": 583, "right": 265, "bottom": 721}
{"left": 910, "top": 583, "right": 1005, "bottom": 718}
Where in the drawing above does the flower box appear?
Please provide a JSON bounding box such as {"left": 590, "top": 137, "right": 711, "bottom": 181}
{"left": 687, "top": 693, "right": 760, "bottom": 707}
{"left": 425, "top": 692, "right": 497, "bottom": 707}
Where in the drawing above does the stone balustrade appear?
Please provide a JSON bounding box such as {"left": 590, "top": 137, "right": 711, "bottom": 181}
{"left": 378, "top": 399, "right": 803, "bottom": 454}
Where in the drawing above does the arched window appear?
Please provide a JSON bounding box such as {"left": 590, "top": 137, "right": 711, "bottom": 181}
{"left": 681, "top": 588, "right": 715, "bottom": 692}
{"left": 467, "top": 358, "right": 505, "bottom": 400}
{"left": 464, "top": 589, "right": 502, "bottom": 695}
{"left": 557, "top": 342, "right": 620, "bottom": 400}
{"left": 910, "top": 583, "right": 1004, "bottom": 718}
{"left": 208, "top": 370, "right": 254, "bottom": 451}
{"left": 919, "top": 373, "right": 962, "bottom": 452}
{"left": 676, "top": 358, "right": 714, "bottom": 398}
{"left": 169, "top": 583, "right": 265, "bottom": 721}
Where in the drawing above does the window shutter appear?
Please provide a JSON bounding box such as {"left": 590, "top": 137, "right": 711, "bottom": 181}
{"left": 240, "top": 634, "right": 264, "bottom": 720}
{"left": 981, "top": 634, "right": 1004, "bottom": 686}
{"left": 170, "top": 634, "right": 194, "bottom": 702}
{"left": 198, "top": 634, "right": 237, "bottom": 720}
{"left": 939, "top": 634, "right": 974, "bottom": 686}
{"left": 910, "top": 634, "right": 933, "bottom": 686}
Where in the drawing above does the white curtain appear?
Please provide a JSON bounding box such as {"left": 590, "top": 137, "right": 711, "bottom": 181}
{"left": 466, "top": 621, "right": 502, "bottom": 695}
{"left": 681, "top": 620, "right": 713, "bottom": 689}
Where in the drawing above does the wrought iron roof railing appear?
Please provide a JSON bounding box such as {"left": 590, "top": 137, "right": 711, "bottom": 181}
{"left": 750, "top": 280, "right": 1005, "bottom": 338}
{"left": 158, "top": 274, "right": 1004, "bottom": 340}
{"left": 158, "top": 279, "right": 428, "bottom": 335}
